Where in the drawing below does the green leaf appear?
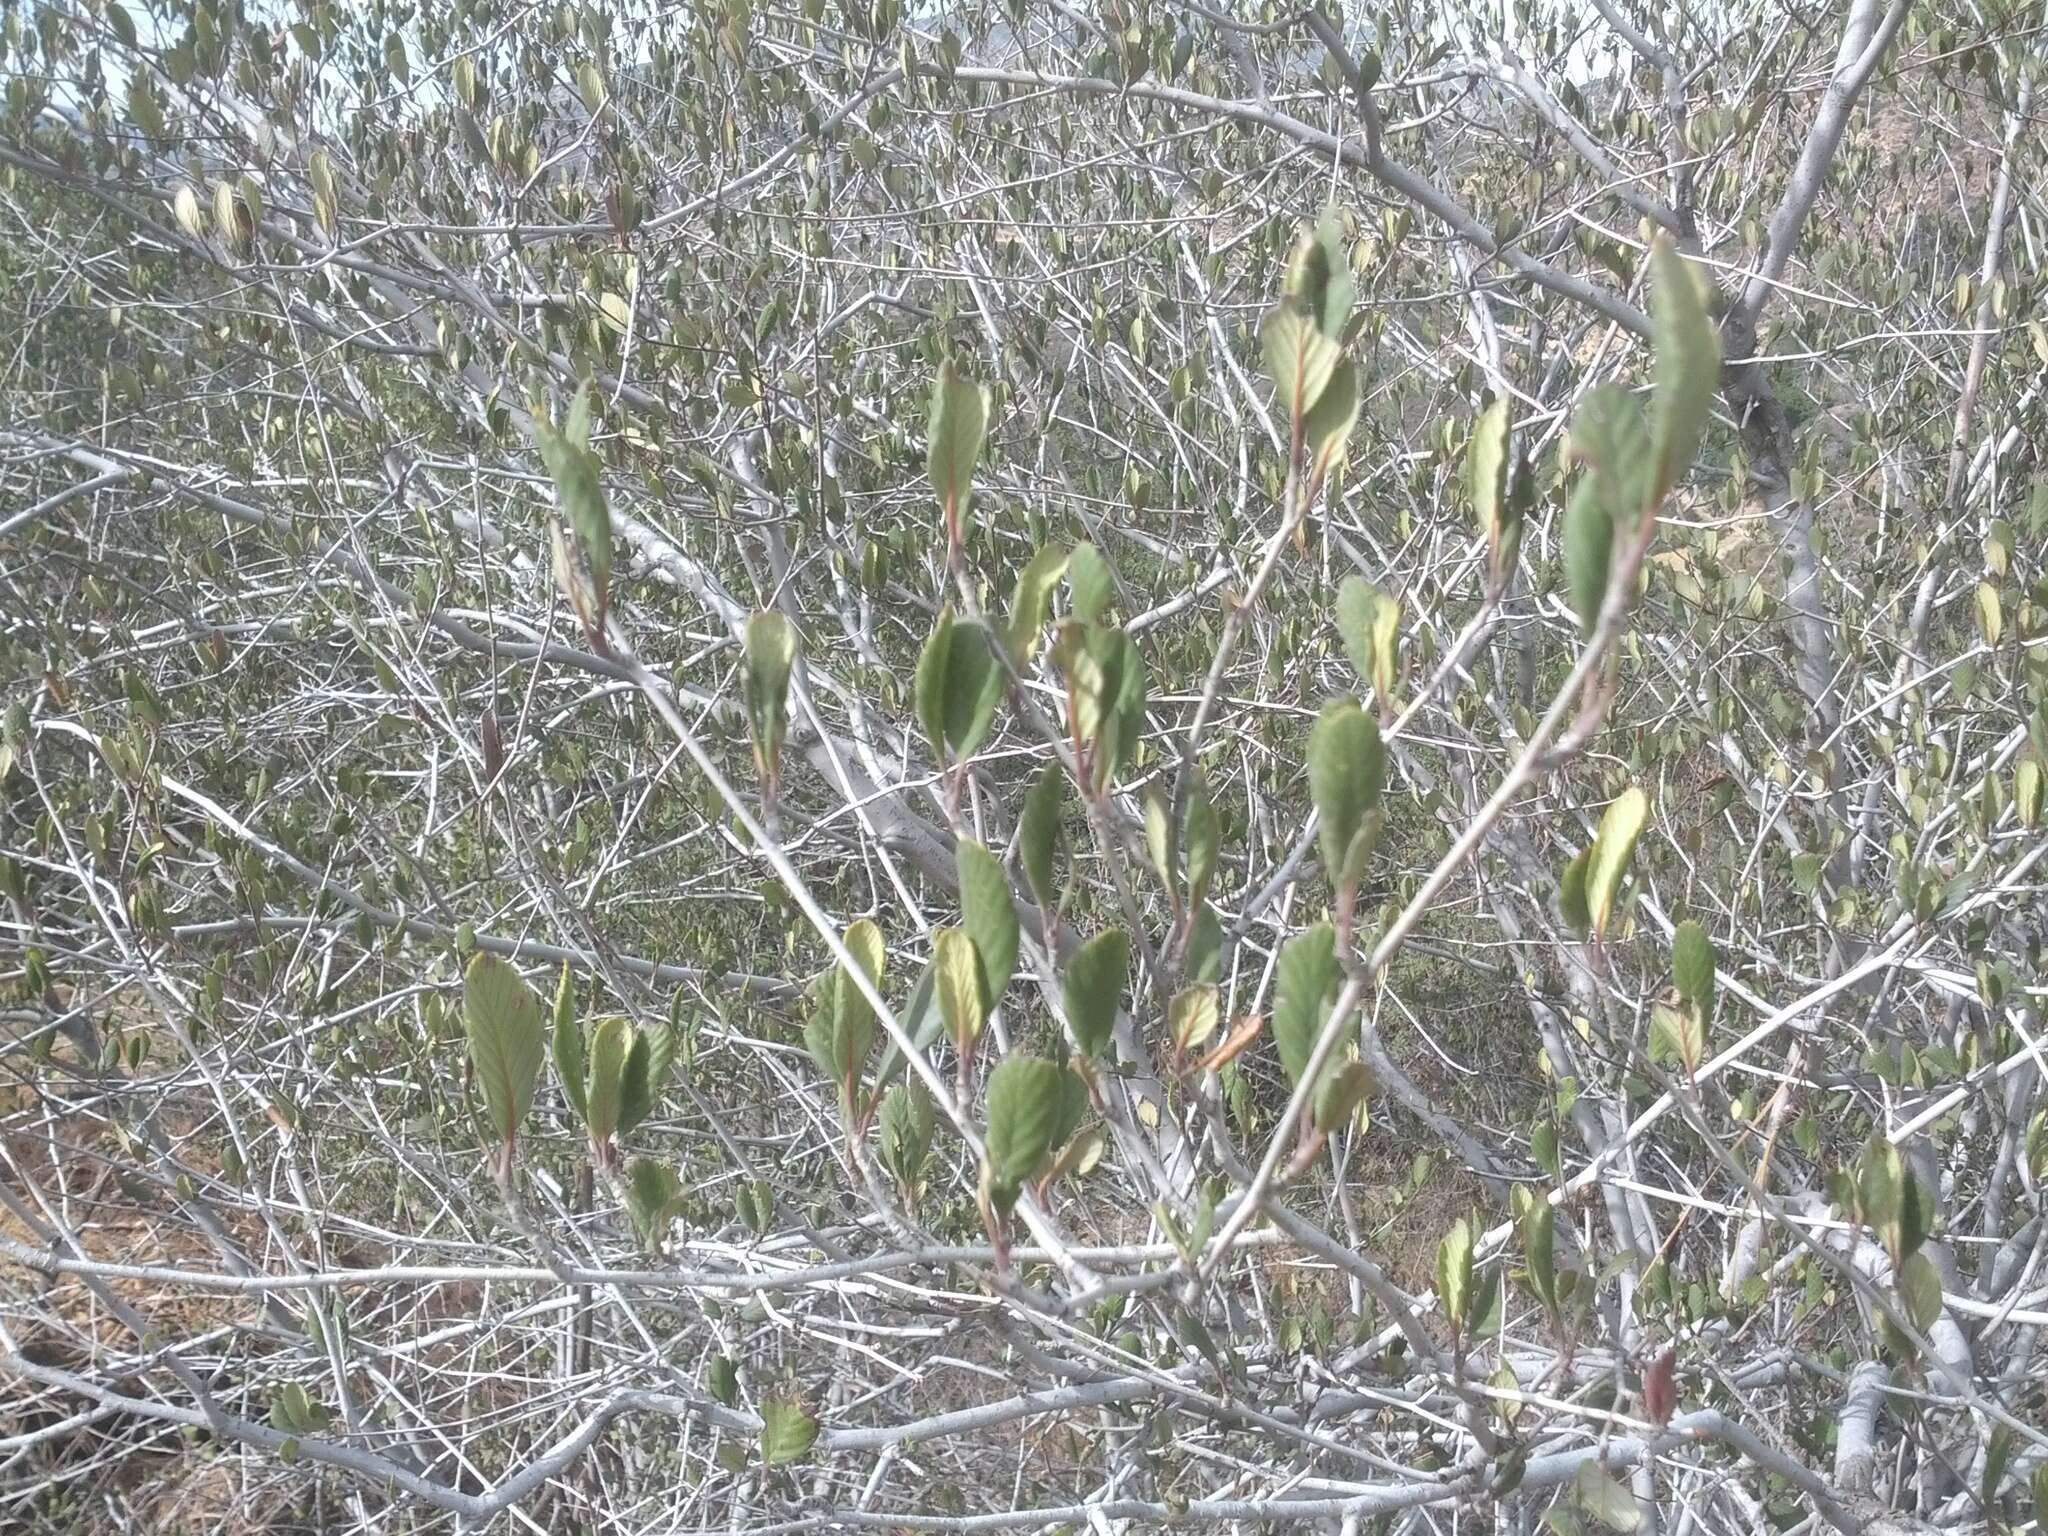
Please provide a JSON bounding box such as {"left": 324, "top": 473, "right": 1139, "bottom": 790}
{"left": 1307, "top": 699, "right": 1384, "bottom": 885}
{"left": 743, "top": 610, "right": 797, "bottom": 782}
{"left": 623, "top": 1157, "right": 681, "bottom": 1247}
{"left": 551, "top": 963, "right": 586, "bottom": 1124}
{"left": 803, "top": 1007, "right": 840, "bottom": 1087}
{"left": 1858, "top": 1136, "right": 1904, "bottom": 1231}
{"left": 1569, "top": 384, "right": 1652, "bottom": 520}
{"left": 584, "top": 1015, "right": 632, "bottom": 1145}
{"left": 914, "top": 606, "right": 955, "bottom": 758}
{"left": 1897, "top": 1249, "right": 1942, "bottom": 1333}
{"left": 1437, "top": 1216, "right": 1474, "bottom": 1332}
{"left": 1262, "top": 306, "right": 1342, "bottom": 424}
{"left": 928, "top": 357, "right": 989, "bottom": 525}
{"left": 1183, "top": 767, "right": 1219, "bottom": 907}
{"left": 1670, "top": 921, "right": 1715, "bottom": 1014}
{"left": 1586, "top": 787, "right": 1648, "bottom": 941}
{"left": 1273, "top": 922, "right": 1340, "bottom": 1089}
{"left": 813, "top": 918, "right": 884, "bottom": 1091}
{"left": 1286, "top": 210, "right": 1355, "bottom": 337}
{"left": 1067, "top": 543, "right": 1114, "bottom": 625}
{"left": 1520, "top": 1197, "right": 1557, "bottom": 1310}
{"left": 956, "top": 840, "right": 1018, "bottom": 1011}
{"left": 1648, "top": 236, "right": 1720, "bottom": 504}
{"left": 933, "top": 927, "right": 986, "bottom": 1050}
{"left": 639, "top": 1018, "right": 678, "bottom": 1114}
{"left": 1286, "top": 211, "right": 1351, "bottom": 335}
{"left": 1008, "top": 544, "right": 1069, "bottom": 662}
{"left": 1976, "top": 580, "right": 2004, "bottom": 647}
{"left": 1563, "top": 477, "right": 1614, "bottom": 638}
{"left": 1650, "top": 1002, "right": 1705, "bottom": 1079}
{"left": 1265, "top": 210, "right": 1355, "bottom": 421}
{"left": 2015, "top": 756, "right": 2042, "bottom": 828}
{"left": 1049, "top": 1061, "right": 1089, "bottom": 1151}
{"left": 1062, "top": 624, "right": 1148, "bottom": 787}
{"left": 1468, "top": 396, "right": 1513, "bottom": 547}
{"left": 706, "top": 1355, "right": 739, "bottom": 1408}
{"left": 1169, "top": 984, "right": 1220, "bottom": 1054}
{"left": 1303, "top": 357, "right": 1360, "bottom": 480}
{"left": 1334, "top": 577, "right": 1379, "bottom": 691}
{"left": 617, "top": 1027, "right": 657, "bottom": 1135}
{"left": 1141, "top": 795, "right": 1173, "bottom": 903}
{"left": 878, "top": 1078, "right": 934, "bottom": 1187}
{"left": 1064, "top": 928, "right": 1128, "bottom": 1059}
{"left": 760, "top": 1395, "right": 819, "bottom": 1466}
{"left": 1313, "top": 1059, "right": 1375, "bottom": 1133}
{"left": 534, "top": 386, "right": 612, "bottom": 598}
{"left": 1186, "top": 904, "right": 1224, "bottom": 985}
{"left": 984, "top": 1054, "right": 1065, "bottom": 1198}
{"left": 463, "top": 954, "right": 544, "bottom": 1147}
{"left": 1575, "top": 1461, "right": 1642, "bottom": 1532}
{"left": 1018, "top": 761, "right": 1065, "bottom": 913}
{"left": 915, "top": 607, "right": 1004, "bottom": 763}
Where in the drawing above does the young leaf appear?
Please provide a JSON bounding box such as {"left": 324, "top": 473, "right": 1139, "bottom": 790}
{"left": 928, "top": 357, "right": 989, "bottom": 529}
{"left": 1262, "top": 306, "right": 1342, "bottom": 425}
{"left": 984, "top": 1054, "right": 1065, "bottom": 1198}
{"left": 956, "top": 840, "right": 1018, "bottom": 1011}
{"left": 1437, "top": 1216, "right": 1474, "bottom": 1333}
{"left": 916, "top": 607, "right": 1004, "bottom": 763}
{"left": 1575, "top": 1461, "right": 1642, "bottom": 1532}
{"left": 1183, "top": 766, "right": 1219, "bottom": 907}
{"left": 551, "top": 963, "right": 586, "bottom": 1124}
{"left": 1313, "top": 1060, "right": 1375, "bottom": 1133}
{"left": 1007, "top": 544, "right": 1069, "bottom": 661}
{"left": 1569, "top": 384, "right": 1653, "bottom": 519}
{"left": 1064, "top": 624, "right": 1147, "bottom": 786}
{"left": 618, "top": 1027, "right": 657, "bottom": 1135}
{"left": 1642, "top": 1346, "right": 1678, "bottom": 1427}
{"left": 1067, "top": 542, "right": 1114, "bottom": 625}
{"left": 1289, "top": 210, "right": 1355, "bottom": 338}
{"left": 1064, "top": 928, "right": 1128, "bottom": 1059}
{"left": 463, "top": 954, "right": 545, "bottom": 1148}
{"left": 1586, "top": 787, "right": 1649, "bottom": 941}
{"left": 814, "top": 918, "right": 885, "bottom": 1092}
{"left": 1018, "top": 761, "right": 1065, "bottom": 913}
{"left": 624, "top": 1157, "right": 682, "bottom": 1248}
{"left": 1272, "top": 922, "right": 1340, "bottom": 1089}
{"left": 1307, "top": 699, "right": 1384, "bottom": 885}
{"left": 1334, "top": 577, "right": 1382, "bottom": 693}
{"left": 1366, "top": 586, "right": 1400, "bottom": 703}
{"left": 1670, "top": 920, "right": 1715, "bottom": 1014}
{"left": 1897, "top": 1248, "right": 1942, "bottom": 1333}
{"left": 1563, "top": 477, "right": 1614, "bottom": 639}
{"left": 933, "top": 927, "right": 987, "bottom": 1050}
{"left": 803, "top": 1006, "right": 841, "bottom": 1087}
{"left": 1559, "top": 849, "right": 1592, "bottom": 938}
{"left": 534, "top": 387, "right": 612, "bottom": 638}
{"left": 1049, "top": 1061, "right": 1089, "bottom": 1152}
{"left": 760, "top": 1395, "right": 819, "bottom": 1466}
{"left": 743, "top": 610, "right": 797, "bottom": 786}
{"left": 1648, "top": 236, "right": 1720, "bottom": 504}
{"left": 1651, "top": 1002, "right": 1705, "bottom": 1080}
{"left": 1169, "top": 984, "right": 1220, "bottom": 1054}
{"left": 878, "top": 1078, "right": 935, "bottom": 1188}
{"left": 1469, "top": 396, "right": 1513, "bottom": 548}
{"left": 1186, "top": 903, "right": 1225, "bottom": 985}
{"left": 1303, "top": 357, "right": 1360, "bottom": 481}
{"left": 1521, "top": 1197, "right": 1557, "bottom": 1310}
{"left": 583, "top": 1015, "right": 632, "bottom": 1145}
